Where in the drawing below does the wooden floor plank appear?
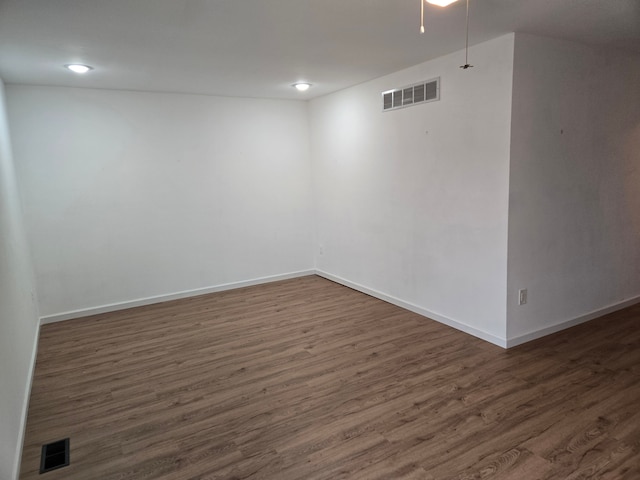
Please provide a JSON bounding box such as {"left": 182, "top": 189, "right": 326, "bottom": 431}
{"left": 19, "top": 275, "right": 640, "bottom": 479}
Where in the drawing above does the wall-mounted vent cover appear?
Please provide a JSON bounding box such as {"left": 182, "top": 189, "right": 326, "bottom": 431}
{"left": 382, "top": 77, "right": 440, "bottom": 112}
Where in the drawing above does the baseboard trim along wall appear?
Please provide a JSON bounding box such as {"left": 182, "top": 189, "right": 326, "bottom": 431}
{"left": 39, "top": 268, "right": 508, "bottom": 347}
{"left": 14, "top": 318, "right": 40, "bottom": 480}
{"left": 38, "top": 269, "right": 640, "bottom": 350}
{"left": 506, "top": 294, "right": 640, "bottom": 348}
{"left": 315, "top": 270, "right": 508, "bottom": 349}
{"left": 40, "top": 270, "right": 316, "bottom": 325}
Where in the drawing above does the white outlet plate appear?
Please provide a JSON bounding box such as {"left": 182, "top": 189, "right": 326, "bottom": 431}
{"left": 518, "top": 289, "right": 527, "bottom": 305}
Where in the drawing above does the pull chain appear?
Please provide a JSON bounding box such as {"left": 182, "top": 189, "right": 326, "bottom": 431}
{"left": 460, "top": 0, "right": 473, "bottom": 69}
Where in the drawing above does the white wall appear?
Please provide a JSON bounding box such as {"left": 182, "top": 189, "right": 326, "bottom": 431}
{"left": 310, "top": 35, "right": 515, "bottom": 345}
{"left": 507, "top": 34, "right": 640, "bottom": 342}
{"left": 7, "top": 86, "right": 314, "bottom": 318}
{"left": 0, "top": 78, "right": 40, "bottom": 480}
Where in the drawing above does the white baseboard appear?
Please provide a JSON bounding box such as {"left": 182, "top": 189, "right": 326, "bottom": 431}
{"left": 506, "top": 295, "right": 640, "bottom": 348}
{"left": 13, "top": 317, "right": 40, "bottom": 480}
{"left": 40, "top": 270, "right": 315, "bottom": 325}
{"left": 38, "top": 268, "right": 639, "bottom": 350}
{"left": 315, "top": 270, "right": 508, "bottom": 348}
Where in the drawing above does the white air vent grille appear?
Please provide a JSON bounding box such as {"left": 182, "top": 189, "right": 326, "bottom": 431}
{"left": 382, "top": 77, "right": 440, "bottom": 112}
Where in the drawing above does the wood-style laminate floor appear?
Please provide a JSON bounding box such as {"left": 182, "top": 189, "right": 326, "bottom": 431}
{"left": 19, "top": 275, "right": 640, "bottom": 479}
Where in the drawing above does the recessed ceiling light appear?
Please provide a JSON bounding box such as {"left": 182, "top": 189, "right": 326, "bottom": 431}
{"left": 65, "top": 64, "right": 93, "bottom": 74}
{"left": 293, "top": 83, "right": 311, "bottom": 92}
{"left": 426, "top": 0, "right": 459, "bottom": 6}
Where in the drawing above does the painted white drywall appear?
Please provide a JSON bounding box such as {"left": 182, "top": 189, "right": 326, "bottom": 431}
{"left": 309, "top": 35, "right": 515, "bottom": 343}
{"left": 0, "top": 78, "right": 40, "bottom": 480}
{"left": 507, "top": 34, "right": 640, "bottom": 341}
{"left": 7, "top": 87, "right": 314, "bottom": 317}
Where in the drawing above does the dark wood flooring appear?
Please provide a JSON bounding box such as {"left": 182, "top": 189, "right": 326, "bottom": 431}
{"left": 19, "top": 275, "right": 640, "bottom": 479}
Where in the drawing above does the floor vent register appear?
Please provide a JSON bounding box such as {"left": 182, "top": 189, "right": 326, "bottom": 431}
{"left": 40, "top": 438, "right": 70, "bottom": 474}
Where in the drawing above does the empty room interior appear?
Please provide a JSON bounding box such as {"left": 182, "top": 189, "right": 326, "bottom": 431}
{"left": 1, "top": 0, "right": 640, "bottom": 479}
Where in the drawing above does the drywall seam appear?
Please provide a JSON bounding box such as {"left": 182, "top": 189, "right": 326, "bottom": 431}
{"left": 506, "top": 295, "right": 640, "bottom": 348}
{"left": 12, "top": 317, "right": 40, "bottom": 480}
{"left": 316, "top": 270, "right": 508, "bottom": 348}
{"left": 40, "top": 270, "right": 315, "bottom": 324}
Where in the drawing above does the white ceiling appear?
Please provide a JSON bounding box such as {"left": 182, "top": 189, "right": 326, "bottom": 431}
{"left": 0, "top": 0, "right": 638, "bottom": 100}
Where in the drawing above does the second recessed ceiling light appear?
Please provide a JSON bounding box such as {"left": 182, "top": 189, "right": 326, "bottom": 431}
{"left": 65, "top": 64, "right": 93, "bottom": 74}
{"left": 293, "top": 83, "right": 311, "bottom": 92}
